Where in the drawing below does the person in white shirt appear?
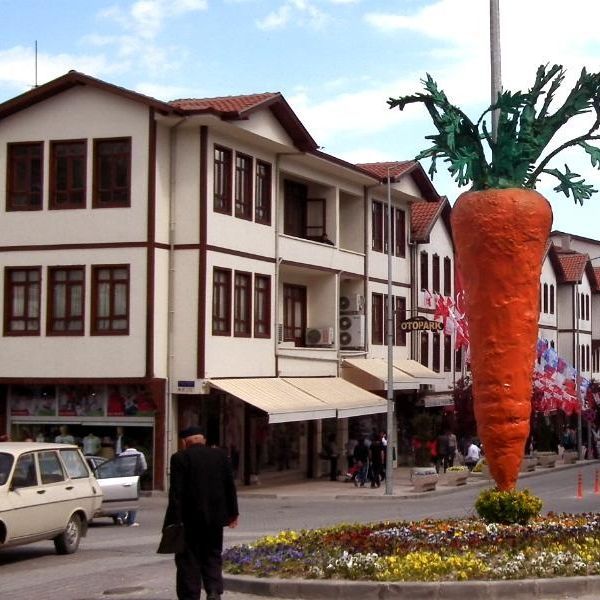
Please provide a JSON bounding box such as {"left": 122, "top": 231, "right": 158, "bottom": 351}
{"left": 465, "top": 440, "right": 481, "bottom": 470}
{"left": 117, "top": 440, "right": 147, "bottom": 526}
{"left": 82, "top": 432, "right": 101, "bottom": 455}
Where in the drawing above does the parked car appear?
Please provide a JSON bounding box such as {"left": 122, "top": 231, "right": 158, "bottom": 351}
{"left": 85, "top": 454, "right": 141, "bottom": 524}
{"left": 0, "top": 442, "right": 103, "bottom": 554}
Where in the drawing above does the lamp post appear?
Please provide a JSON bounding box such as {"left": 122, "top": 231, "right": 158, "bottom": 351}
{"left": 385, "top": 168, "right": 394, "bottom": 495}
{"left": 490, "top": 0, "right": 502, "bottom": 140}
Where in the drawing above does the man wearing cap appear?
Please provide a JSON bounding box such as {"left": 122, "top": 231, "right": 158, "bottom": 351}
{"left": 163, "top": 426, "right": 239, "bottom": 600}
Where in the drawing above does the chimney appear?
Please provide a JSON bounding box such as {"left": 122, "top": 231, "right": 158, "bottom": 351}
{"left": 560, "top": 234, "right": 571, "bottom": 251}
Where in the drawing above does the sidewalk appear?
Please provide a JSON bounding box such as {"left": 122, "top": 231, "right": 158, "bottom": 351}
{"left": 237, "top": 459, "right": 593, "bottom": 500}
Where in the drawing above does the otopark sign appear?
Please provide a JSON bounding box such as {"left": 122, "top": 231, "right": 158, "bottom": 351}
{"left": 400, "top": 316, "right": 444, "bottom": 331}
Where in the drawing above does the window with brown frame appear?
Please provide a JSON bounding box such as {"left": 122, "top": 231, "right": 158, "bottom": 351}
{"left": 235, "top": 153, "right": 252, "bottom": 220}
{"left": 47, "top": 266, "right": 85, "bottom": 335}
{"left": 444, "top": 334, "right": 452, "bottom": 372}
{"left": 212, "top": 268, "right": 231, "bottom": 336}
{"left": 395, "top": 209, "right": 406, "bottom": 257}
{"left": 234, "top": 271, "right": 252, "bottom": 337}
{"left": 4, "top": 267, "right": 41, "bottom": 335}
{"left": 371, "top": 293, "right": 384, "bottom": 345}
{"left": 443, "top": 256, "right": 452, "bottom": 296}
{"left": 255, "top": 160, "right": 272, "bottom": 225}
{"left": 455, "top": 347, "right": 462, "bottom": 372}
{"left": 420, "top": 251, "right": 429, "bottom": 291}
{"left": 432, "top": 332, "right": 441, "bottom": 372}
{"left": 549, "top": 284, "right": 555, "bottom": 314}
{"left": 432, "top": 254, "right": 440, "bottom": 294}
{"left": 91, "top": 265, "right": 129, "bottom": 335}
{"left": 383, "top": 206, "right": 393, "bottom": 253}
{"left": 283, "top": 284, "right": 306, "bottom": 345}
{"left": 254, "top": 274, "right": 271, "bottom": 338}
{"left": 50, "top": 140, "right": 86, "bottom": 209}
{"left": 420, "top": 331, "right": 429, "bottom": 367}
{"left": 214, "top": 146, "right": 232, "bottom": 214}
{"left": 7, "top": 142, "right": 43, "bottom": 211}
{"left": 371, "top": 201, "right": 383, "bottom": 252}
{"left": 93, "top": 138, "right": 131, "bottom": 207}
{"left": 395, "top": 296, "right": 407, "bottom": 346}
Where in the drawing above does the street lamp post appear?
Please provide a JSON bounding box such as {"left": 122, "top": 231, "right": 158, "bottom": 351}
{"left": 385, "top": 168, "right": 394, "bottom": 495}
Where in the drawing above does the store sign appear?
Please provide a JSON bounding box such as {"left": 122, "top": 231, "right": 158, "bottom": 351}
{"left": 175, "top": 380, "right": 210, "bottom": 394}
{"left": 423, "top": 394, "right": 455, "bottom": 408}
{"left": 400, "top": 316, "right": 444, "bottom": 331}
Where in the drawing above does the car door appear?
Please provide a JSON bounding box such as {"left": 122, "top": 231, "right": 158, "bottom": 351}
{"left": 58, "top": 448, "right": 102, "bottom": 517}
{"left": 94, "top": 455, "right": 140, "bottom": 514}
{"left": 36, "top": 450, "right": 73, "bottom": 532}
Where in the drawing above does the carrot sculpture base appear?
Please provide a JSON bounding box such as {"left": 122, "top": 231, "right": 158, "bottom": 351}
{"left": 452, "top": 188, "right": 553, "bottom": 491}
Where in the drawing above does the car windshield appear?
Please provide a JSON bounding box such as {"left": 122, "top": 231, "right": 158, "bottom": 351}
{"left": 0, "top": 452, "right": 14, "bottom": 486}
{"left": 95, "top": 454, "right": 139, "bottom": 479}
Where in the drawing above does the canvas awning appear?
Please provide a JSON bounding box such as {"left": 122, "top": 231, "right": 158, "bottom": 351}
{"left": 393, "top": 359, "right": 446, "bottom": 385}
{"left": 208, "top": 377, "right": 386, "bottom": 423}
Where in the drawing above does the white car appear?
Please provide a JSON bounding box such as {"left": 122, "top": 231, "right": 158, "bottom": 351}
{"left": 0, "top": 442, "right": 103, "bottom": 554}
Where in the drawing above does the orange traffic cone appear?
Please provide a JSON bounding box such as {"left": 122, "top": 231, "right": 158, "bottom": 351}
{"left": 577, "top": 471, "right": 584, "bottom": 499}
{"left": 594, "top": 469, "right": 600, "bottom": 495}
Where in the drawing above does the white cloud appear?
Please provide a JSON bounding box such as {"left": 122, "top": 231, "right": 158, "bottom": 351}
{"left": 135, "top": 81, "right": 202, "bottom": 101}
{"left": 256, "top": 0, "right": 329, "bottom": 30}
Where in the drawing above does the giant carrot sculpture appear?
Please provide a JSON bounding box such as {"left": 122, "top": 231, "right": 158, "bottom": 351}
{"left": 389, "top": 65, "right": 600, "bottom": 490}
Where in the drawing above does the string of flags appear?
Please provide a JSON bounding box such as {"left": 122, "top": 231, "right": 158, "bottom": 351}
{"left": 423, "top": 290, "right": 470, "bottom": 354}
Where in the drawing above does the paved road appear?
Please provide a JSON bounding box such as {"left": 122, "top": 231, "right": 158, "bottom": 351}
{"left": 1, "top": 462, "right": 599, "bottom": 600}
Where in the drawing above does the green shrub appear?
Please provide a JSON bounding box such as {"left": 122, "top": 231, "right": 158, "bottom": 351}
{"left": 475, "top": 488, "right": 542, "bottom": 525}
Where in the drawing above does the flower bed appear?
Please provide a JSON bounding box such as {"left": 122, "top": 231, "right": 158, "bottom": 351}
{"left": 224, "top": 514, "right": 600, "bottom": 581}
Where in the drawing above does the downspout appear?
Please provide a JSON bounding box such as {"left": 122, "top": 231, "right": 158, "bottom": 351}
{"left": 165, "top": 117, "right": 186, "bottom": 477}
{"left": 409, "top": 240, "right": 419, "bottom": 360}
{"left": 363, "top": 185, "right": 370, "bottom": 354}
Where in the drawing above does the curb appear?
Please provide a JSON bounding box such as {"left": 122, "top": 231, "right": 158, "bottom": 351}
{"left": 224, "top": 573, "right": 600, "bottom": 599}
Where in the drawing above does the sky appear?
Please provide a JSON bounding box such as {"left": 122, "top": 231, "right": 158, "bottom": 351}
{"left": 1, "top": 0, "right": 600, "bottom": 240}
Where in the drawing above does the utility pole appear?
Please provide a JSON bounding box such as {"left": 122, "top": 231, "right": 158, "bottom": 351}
{"left": 490, "top": 0, "right": 502, "bottom": 141}
{"left": 385, "top": 168, "right": 394, "bottom": 495}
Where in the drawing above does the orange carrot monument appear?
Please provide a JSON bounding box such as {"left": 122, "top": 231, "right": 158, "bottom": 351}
{"left": 389, "top": 65, "right": 600, "bottom": 490}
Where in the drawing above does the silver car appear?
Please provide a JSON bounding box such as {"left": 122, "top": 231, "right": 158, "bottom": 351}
{"left": 0, "top": 442, "right": 103, "bottom": 554}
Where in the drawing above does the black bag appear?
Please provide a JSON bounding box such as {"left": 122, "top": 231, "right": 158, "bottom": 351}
{"left": 157, "top": 523, "right": 185, "bottom": 554}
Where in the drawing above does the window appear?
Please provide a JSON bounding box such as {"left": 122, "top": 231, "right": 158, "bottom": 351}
{"left": 443, "top": 257, "right": 452, "bottom": 296}
{"left": 93, "top": 138, "right": 131, "bottom": 207}
{"left": 549, "top": 284, "right": 555, "bottom": 315}
{"left": 444, "top": 334, "right": 452, "bottom": 372}
{"left": 395, "top": 209, "right": 406, "bottom": 257}
{"left": 39, "top": 451, "right": 65, "bottom": 484}
{"left": 91, "top": 265, "right": 129, "bottom": 335}
{"left": 4, "top": 267, "right": 41, "bottom": 335}
{"left": 371, "top": 293, "right": 384, "bottom": 345}
{"left": 7, "top": 142, "right": 43, "bottom": 210}
{"left": 60, "top": 449, "right": 89, "bottom": 479}
{"left": 214, "top": 146, "right": 232, "bottom": 214}
{"left": 420, "top": 332, "right": 429, "bottom": 367}
{"left": 383, "top": 206, "right": 392, "bottom": 253}
{"left": 420, "top": 252, "right": 429, "bottom": 290}
{"left": 254, "top": 274, "right": 271, "bottom": 338}
{"left": 50, "top": 140, "right": 86, "bottom": 209}
{"left": 586, "top": 294, "right": 590, "bottom": 320}
{"left": 455, "top": 347, "right": 462, "bottom": 372}
{"left": 212, "top": 268, "right": 232, "bottom": 335}
{"left": 371, "top": 201, "right": 383, "bottom": 252}
{"left": 235, "top": 153, "right": 252, "bottom": 220}
{"left": 432, "top": 332, "right": 441, "bottom": 372}
{"left": 586, "top": 345, "right": 591, "bottom": 372}
{"left": 395, "top": 296, "right": 407, "bottom": 346}
{"left": 233, "top": 271, "right": 251, "bottom": 337}
{"left": 47, "top": 266, "right": 85, "bottom": 335}
{"left": 284, "top": 180, "right": 308, "bottom": 238}
{"left": 11, "top": 454, "right": 37, "bottom": 488}
{"left": 283, "top": 284, "right": 306, "bottom": 345}
{"left": 255, "top": 161, "right": 272, "bottom": 225}
{"left": 432, "top": 254, "right": 440, "bottom": 294}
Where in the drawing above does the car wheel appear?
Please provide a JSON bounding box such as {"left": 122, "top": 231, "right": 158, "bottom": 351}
{"left": 54, "top": 513, "right": 82, "bottom": 555}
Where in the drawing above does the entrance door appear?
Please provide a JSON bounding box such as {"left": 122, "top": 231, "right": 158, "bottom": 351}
{"left": 283, "top": 284, "right": 307, "bottom": 346}
{"left": 284, "top": 180, "right": 307, "bottom": 239}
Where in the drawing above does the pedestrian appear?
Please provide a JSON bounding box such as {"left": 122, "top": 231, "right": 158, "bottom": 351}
{"left": 353, "top": 437, "right": 369, "bottom": 487}
{"left": 447, "top": 430, "right": 458, "bottom": 469}
{"left": 464, "top": 439, "right": 481, "bottom": 470}
{"left": 436, "top": 431, "right": 449, "bottom": 472}
{"left": 117, "top": 439, "right": 147, "bottom": 526}
{"left": 345, "top": 434, "right": 358, "bottom": 471}
{"left": 368, "top": 433, "right": 383, "bottom": 488}
{"left": 163, "top": 426, "right": 239, "bottom": 600}
{"left": 324, "top": 433, "right": 339, "bottom": 481}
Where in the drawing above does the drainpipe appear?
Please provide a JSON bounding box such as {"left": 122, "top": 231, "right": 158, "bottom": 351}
{"left": 409, "top": 240, "right": 419, "bottom": 360}
{"left": 165, "top": 117, "right": 186, "bottom": 478}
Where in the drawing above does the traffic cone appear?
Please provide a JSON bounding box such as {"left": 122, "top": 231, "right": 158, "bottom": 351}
{"left": 577, "top": 471, "right": 584, "bottom": 499}
{"left": 594, "top": 469, "right": 600, "bottom": 495}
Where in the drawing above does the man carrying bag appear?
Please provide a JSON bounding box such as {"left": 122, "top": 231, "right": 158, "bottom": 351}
{"left": 161, "top": 426, "right": 239, "bottom": 600}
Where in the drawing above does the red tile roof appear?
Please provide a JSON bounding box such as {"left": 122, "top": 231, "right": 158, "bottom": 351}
{"left": 356, "top": 161, "right": 416, "bottom": 180}
{"left": 411, "top": 199, "right": 445, "bottom": 242}
{"left": 169, "top": 92, "right": 279, "bottom": 113}
{"left": 591, "top": 266, "right": 600, "bottom": 292}
{"left": 553, "top": 247, "right": 588, "bottom": 283}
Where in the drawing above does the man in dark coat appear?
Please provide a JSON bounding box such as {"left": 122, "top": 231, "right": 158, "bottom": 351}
{"left": 163, "top": 426, "right": 239, "bottom": 600}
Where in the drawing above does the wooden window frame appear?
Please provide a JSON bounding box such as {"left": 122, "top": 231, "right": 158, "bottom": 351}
{"left": 93, "top": 138, "right": 131, "bottom": 208}
{"left": 455, "top": 347, "right": 462, "bottom": 372}
{"left": 549, "top": 284, "right": 555, "bottom": 314}
{"left": 444, "top": 334, "right": 452, "bottom": 372}
{"left": 420, "top": 251, "right": 429, "bottom": 291}
{"left": 90, "top": 265, "right": 130, "bottom": 335}
{"left": 7, "top": 142, "right": 43, "bottom": 211}
{"left": 233, "top": 271, "right": 252, "bottom": 337}
{"left": 371, "top": 201, "right": 383, "bottom": 252}
{"left": 254, "top": 274, "right": 271, "bottom": 338}
{"left": 282, "top": 284, "right": 307, "bottom": 345}
{"left": 214, "top": 145, "right": 232, "bottom": 214}
{"left": 543, "top": 283, "right": 549, "bottom": 314}
{"left": 4, "top": 266, "right": 41, "bottom": 336}
{"left": 255, "top": 160, "right": 272, "bottom": 225}
{"left": 235, "top": 153, "right": 253, "bottom": 220}
{"left": 47, "top": 266, "right": 85, "bottom": 336}
{"left": 432, "top": 254, "right": 440, "bottom": 294}
{"left": 420, "top": 331, "right": 429, "bottom": 367}
{"left": 50, "top": 140, "right": 87, "bottom": 210}
{"left": 395, "top": 296, "right": 407, "bottom": 346}
{"left": 432, "top": 332, "right": 441, "bottom": 372}
{"left": 212, "top": 268, "right": 232, "bottom": 336}
{"left": 443, "top": 257, "right": 452, "bottom": 297}
{"left": 394, "top": 208, "right": 406, "bottom": 257}
{"left": 371, "top": 293, "right": 384, "bottom": 345}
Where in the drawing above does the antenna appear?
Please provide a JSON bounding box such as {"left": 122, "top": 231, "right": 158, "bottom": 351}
{"left": 34, "top": 40, "right": 38, "bottom": 88}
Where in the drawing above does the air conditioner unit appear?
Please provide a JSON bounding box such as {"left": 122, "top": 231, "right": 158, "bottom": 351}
{"left": 339, "top": 315, "right": 365, "bottom": 348}
{"left": 340, "top": 293, "right": 365, "bottom": 313}
{"left": 305, "top": 326, "right": 335, "bottom": 346}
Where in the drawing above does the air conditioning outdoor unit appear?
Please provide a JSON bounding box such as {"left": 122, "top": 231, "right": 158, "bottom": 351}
{"left": 339, "top": 315, "right": 365, "bottom": 348}
{"left": 340, "top": 293, "right": 365, "bottom": 313}
{"left": 305, "top": 326, "right": 335, "bottom": 346}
